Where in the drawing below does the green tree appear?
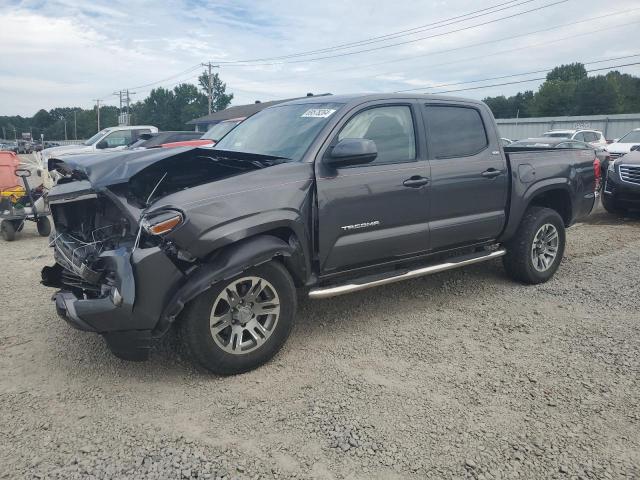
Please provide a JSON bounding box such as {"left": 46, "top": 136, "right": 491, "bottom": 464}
{"left": 198, "top": 71, "right": 233, "bottom": 112}
{"left": 573, "top": 76, "right": 618, "bottom": 115}
{"left": 546, "top": 63, "right": 587, "bottom": 82}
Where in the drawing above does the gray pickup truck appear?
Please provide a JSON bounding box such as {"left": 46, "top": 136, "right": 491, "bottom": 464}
{"left": 42, "top": 94, "right": 600, "bottom": 374}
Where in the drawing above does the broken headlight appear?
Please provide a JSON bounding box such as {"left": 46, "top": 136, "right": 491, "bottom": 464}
{"left": 141, "top": 210, "right": 184, "bottom": 236}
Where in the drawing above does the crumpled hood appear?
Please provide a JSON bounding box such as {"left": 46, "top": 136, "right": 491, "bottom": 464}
{"left": 47, "top": 147, "right": 284, "bottom": 189}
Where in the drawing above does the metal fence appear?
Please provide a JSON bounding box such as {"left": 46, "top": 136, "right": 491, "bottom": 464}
{"left": 496, "top": 113, "right": 640, "bottom": 141}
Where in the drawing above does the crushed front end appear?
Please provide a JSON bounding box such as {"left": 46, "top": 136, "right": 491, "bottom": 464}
{"left": 42, "top": 176, "right": 186, "bottom": 361}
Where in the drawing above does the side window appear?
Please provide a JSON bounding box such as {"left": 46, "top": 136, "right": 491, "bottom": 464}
{"left": 586, "top": 132, "right": 597, "bottom": 142}
{"left": 103, "top": 130, "right": 132, "bottom": 148}
{"left": 573, "top": 132, "right": 585, "bottom": 141}
{"left": 425, "top": 106, "right": 488, "bottom": 158}
{"left": 338, "top": 105, "right": 416, "bottom": 165}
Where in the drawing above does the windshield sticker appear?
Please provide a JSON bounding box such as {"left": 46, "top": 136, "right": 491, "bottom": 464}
{"left": 301, "top": 108, "right": 336, "bottom": 118}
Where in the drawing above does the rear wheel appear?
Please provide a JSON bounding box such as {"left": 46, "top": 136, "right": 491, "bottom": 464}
{"left": 180, "top": 261, "right": 296, "bottom": 375}
{"left": 503, "top": 206, "right": 566, "bottom": 284}
{"left": 1, "top": 220, "right": 17, "bottom": 241}
{"left": 36, "top": 217, "right": 51, "bottom": 237}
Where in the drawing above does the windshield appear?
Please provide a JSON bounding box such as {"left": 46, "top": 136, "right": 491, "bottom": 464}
{"left": 83, "top": 129, "right": 109, "bottom": 146}
{"left": 618, "top": 130, "right": 640, "bottom": 143}
{"left": 214, "top": 102, "right": 344, "bottom": 161}
{"left": 542, "top": 132, "right": 571, "bottom": 138}
{"left": 202, "top": 121, "right": 241, "bottom": 141}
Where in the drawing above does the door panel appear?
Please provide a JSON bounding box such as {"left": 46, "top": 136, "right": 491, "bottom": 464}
{"left": 317, "top": 163, "right": 430, "bottom": 272}
{"left": 423, "top": 104, "right": 507, "bottom": 250}
{"left": 316, "top": 103, "right": 430, "bottom": 274}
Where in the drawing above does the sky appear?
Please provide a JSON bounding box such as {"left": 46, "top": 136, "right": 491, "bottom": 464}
{"left": 1, "top": 0, "right": 640, "bottom": 116}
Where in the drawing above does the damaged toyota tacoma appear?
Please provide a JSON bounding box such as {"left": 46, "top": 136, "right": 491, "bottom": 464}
{"left": 42, "top": 94, "right": 600, "bottom": 375}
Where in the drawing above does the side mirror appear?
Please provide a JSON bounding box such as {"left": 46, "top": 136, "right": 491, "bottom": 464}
{"left": 613, "top": 138, "right": 619, "bottom": 143}
{"left": 325, "top": 138, "right": 377, "bottom": 167}
{"left": 96, "top": 140, "right": 109, "bottom": 149}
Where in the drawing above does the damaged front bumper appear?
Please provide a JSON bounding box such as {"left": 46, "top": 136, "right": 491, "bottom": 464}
{"left": 43, "top": 242, "right": 185, "bottom": 361}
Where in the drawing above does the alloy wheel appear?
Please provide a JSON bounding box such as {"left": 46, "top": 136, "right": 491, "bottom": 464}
{"left": 531, "top": 223, "right": 559, "bottom": 272}
{"left": 209, "top": 276, "right": 281, "bottom": 354}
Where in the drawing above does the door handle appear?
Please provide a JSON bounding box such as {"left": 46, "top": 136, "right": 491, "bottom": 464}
{"left": 403, "top": 176, "right": 430, "bottom": 188}
{"left": 482, "top": 168, "right": 502, "bottom": 179}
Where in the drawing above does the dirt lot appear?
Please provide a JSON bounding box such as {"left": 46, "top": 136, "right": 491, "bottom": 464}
{"left": 1, "top": 207, "right": 639, "bottom": 480}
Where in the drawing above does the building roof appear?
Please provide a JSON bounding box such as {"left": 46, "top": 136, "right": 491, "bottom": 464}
{"left": 187, "top": 94, "right": 332, "bottom": 125}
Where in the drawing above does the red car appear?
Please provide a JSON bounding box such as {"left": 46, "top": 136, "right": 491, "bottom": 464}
{"left": 161, "top": 118, "right": 245, "bottom": 149}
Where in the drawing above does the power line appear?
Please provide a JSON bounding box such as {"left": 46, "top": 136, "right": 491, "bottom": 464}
{"left": 125, "top": 63, "right": 202, "bottom": 90}
{"left": 428, "top": 61, "right": 640, "bottom": 95}
{"left": 393, "top": 53, "right": 640, "bottom": 93}
{"left": 214, "top": 0, "right": 536, "bottom": 64}
{"left": 213, "top": 0, "right": 568, "bottom": 66}
{"left": 288, "top": 8, "right": 640, "bottom": 79}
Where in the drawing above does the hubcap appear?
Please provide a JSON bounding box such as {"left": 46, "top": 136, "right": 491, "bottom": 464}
{"left": 531, "top": 223, "right": 559, "bottom": 272}
{"left": 209, "top": 276, "right": 280, "bottom": 355}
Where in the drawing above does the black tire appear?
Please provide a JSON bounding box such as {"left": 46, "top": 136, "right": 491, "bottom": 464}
{"left": 180, "top": 261, "right": 297, "bottom": 375}
{"left": 602, "top": 194, "right": 625, "bottom": 215}
{"left": 503, "top": 206, "right": 566, "bottom": 285}
{"left": 1, "top": 220, "right": 16, "bottom": 241}
{"left": 36, "top": 217, "right": 51, "bottom": 237}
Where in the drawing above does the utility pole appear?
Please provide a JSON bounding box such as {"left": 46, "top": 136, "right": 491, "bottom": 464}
{"left": 93, "top": 99, "right": 101, "bottom": 131}
{"left": 2, "top": 126, "right": 5, "bottom": 140}
{"left": 113, "top": 90, "right": 135, "bottom": 125}
{"left": 201, "top": 62, "right": 219, "bottom": 115}
{"left": 73, "top": 111, "right": 77, "bottom": 140}
{"left": 63, "top": 119, "right": 67, "bottom": 141}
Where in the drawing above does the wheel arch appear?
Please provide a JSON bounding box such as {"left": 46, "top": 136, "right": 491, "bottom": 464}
{"left": 155, "top": 231, "right": 308, "bottom": 335}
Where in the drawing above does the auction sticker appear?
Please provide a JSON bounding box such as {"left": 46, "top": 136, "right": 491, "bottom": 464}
{"left": 301, "top": 108, "right": 336, "bottom": 118}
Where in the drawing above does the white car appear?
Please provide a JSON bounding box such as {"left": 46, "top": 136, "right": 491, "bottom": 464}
{"left": 38, "top": 125, "right": 157, "bottom": 188}
{"left": 606, "top": 128, "right": 640, "bottom": 160}
{"left": 542, "top": 129, "right": 607, "bottom": 149}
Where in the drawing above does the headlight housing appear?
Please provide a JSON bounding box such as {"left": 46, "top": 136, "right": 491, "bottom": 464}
{"left": 141, "top": 210, "right": 184, "bottom": 236}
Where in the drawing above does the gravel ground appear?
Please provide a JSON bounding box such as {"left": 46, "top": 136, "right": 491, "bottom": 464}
{"left": 1, "top": 206, "right": 639, "bottom": 479}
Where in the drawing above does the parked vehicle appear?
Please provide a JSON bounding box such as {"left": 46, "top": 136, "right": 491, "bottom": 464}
{"left": 160, "top": 118, "right": 246, "bottom": 149}
{"left": 38, "top": 125, "right": 158, "bottom": 163}
{"left": 41, "top": 94, "right": 599, "bottom": 374}
{"left": 542, "top": 129, "right": 607, "bottom": 148}
{"left": 606, "top": 128, "right": 640, "bottom": 160}
{"left": 602, "top": 150, "right": 640, "bottom": 214}
{"left": 129, "top": 131, "right": 203, "bottom": 149}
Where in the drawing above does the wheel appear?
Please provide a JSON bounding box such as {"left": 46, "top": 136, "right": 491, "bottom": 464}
{"left": 503, "top": 206, "right": 566, "bottom": 285}
{"left": 602, "top": 194, "right": 625, "bottom": 215}
{"left": 180, "top": 261, "right": 297, "bottom": 375}
{"left": 1, "top": 220, "right": 16, "bottom": 241}
{"left": 36, "top": 217, "right": 51, "bottom": 236}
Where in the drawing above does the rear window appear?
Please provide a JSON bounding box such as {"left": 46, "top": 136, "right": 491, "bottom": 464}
{"left": 425, "top": 106, "right": 488, "bottom": 158}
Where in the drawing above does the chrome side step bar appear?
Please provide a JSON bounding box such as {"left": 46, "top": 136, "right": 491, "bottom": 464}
{"left": 309, "top": 249, "right": 506, "bottom": 299}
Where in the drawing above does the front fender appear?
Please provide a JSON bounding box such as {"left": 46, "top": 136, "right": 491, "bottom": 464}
{"left": 155, "top": 235, "right": 294, "bottom": 335}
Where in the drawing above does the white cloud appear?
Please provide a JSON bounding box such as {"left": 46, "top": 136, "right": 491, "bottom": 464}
{"left": 1, "top": 0, "right": 640, "bottom": 116}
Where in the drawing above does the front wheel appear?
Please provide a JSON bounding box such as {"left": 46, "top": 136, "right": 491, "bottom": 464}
{"left": 503, "top": 206, "right": 566, "bottom": 285}
{"left": 180, "top": 261, "right": 297, "bottom": 375}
